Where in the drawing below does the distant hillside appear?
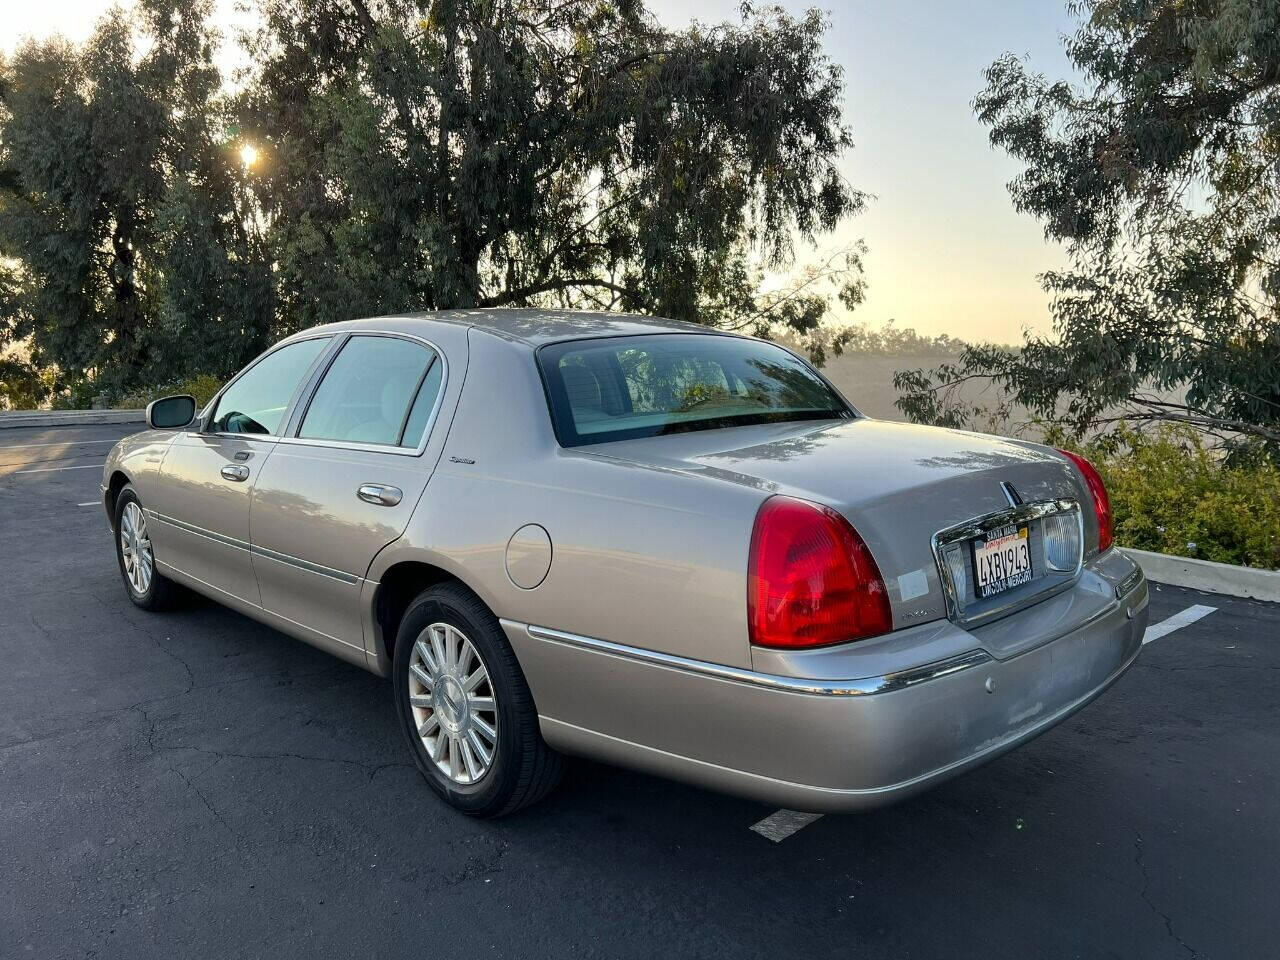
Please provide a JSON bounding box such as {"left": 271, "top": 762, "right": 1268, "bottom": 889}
{"left": 780, "top": 323, "right": 1016, "bottom": 430}
{"left": 821, "top": 348, "right": 1188, "bottom": 442}
{"left": 821, "top": 353, "right": 966, "bottom": 422}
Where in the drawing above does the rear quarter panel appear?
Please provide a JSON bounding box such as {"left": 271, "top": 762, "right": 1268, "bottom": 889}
{"left": 367, "top": 329, "right": 767, "bottom": 670}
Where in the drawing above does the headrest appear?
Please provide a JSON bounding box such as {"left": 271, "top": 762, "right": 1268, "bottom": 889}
{"left": 560, "top": 364, "right": 602, "bottom": 410}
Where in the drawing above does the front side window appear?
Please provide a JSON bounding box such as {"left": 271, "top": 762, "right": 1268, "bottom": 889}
{"left": 210, "top": 337, "right": 331, "bottom": 435}
{"left": 299, "top": 335, "right": 442, "bottom": 448}
{"left": 538, "top": 334, "right": 851, "bottom": 447}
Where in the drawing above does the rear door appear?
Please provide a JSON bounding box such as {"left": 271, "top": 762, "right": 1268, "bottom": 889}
{"left": 247, "top": 332, "right": 455, "bottom": 660}
{"left": 148, "top": 335, "right": 333, "bottom": 605}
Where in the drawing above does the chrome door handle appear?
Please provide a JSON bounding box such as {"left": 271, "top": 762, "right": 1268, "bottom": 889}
{"left": 220, "top": 464, "right": 250, "bottom": 482}
{"left": 358, "top": 484, "right": 403, "bottom": 506}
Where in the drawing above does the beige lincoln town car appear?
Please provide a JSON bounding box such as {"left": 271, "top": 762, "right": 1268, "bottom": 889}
{"left": 102, "top": 309, "right": 1148, "bottom": 816}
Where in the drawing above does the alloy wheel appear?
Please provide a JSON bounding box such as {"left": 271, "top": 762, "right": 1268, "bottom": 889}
{"left": 407, "top": 622, "right": 499, "bottom": 785}
{"left": 120, "top": 501, "right": 154, "bottom": 596}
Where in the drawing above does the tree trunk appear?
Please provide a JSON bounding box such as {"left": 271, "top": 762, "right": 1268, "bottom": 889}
{"left": 108, "top": 208, "right": 146, "bottom": 381}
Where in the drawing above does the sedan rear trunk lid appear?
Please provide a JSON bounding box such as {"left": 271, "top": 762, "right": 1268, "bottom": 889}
{"left": 583, "top": 417, "right": 1090, "bottom": 631}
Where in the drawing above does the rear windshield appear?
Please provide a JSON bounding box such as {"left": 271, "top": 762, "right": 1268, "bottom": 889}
{"left": 537, "top": 334, "right": 852, "bottom": 447}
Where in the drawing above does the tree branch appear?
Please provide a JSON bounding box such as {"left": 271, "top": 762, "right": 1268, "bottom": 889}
{"left": 480, "top": 276, "right": 632, "bottom": 306}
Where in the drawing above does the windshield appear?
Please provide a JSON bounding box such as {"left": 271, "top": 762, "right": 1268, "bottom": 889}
{"left": 537, "top": 334, "right": 852, "bottom": 447}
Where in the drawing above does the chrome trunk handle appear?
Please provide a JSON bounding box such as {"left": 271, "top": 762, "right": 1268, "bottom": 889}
{"left": 358, "top": 484, "right": 403, "bottom": 506}
{"left": 220, "top": 464, "right": 250, "bottom": 482}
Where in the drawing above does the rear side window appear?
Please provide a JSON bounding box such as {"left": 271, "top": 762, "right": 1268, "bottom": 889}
{"left": 538, "top": 334, "right": 851, "bottom": 446}
{"left": 210, "top": 337, "right": 331, "bottom": 435}
{"left": 299, "top": 335, "right": 442, "bottom": 448}
{"left": 399, "top": 358, "right": 444, "bottom": 448}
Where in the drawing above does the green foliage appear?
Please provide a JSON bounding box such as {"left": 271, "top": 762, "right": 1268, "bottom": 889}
{"left": 180, "top": 374, "right": 225, "bottom": 408}
{"left": 1, "top": 0, "right": 864, "bottom": 409}
{"left": 0, "top": 0, "right": 275, "bottom": 400}
{"left": 837, "top": 319, "right": 973, "bottom": 357}
{"left": 240, "top": 0, "right": 862, "bottom": 357}
{"left": 896, "top": 0, "right": 1280, "bottom": 451}
{"left": 112, "top": 373, "right": 224, "bottom": 410}
{"left": 0, "top": 355, "right": 51, "bottom": 410}
{"left": 1058, "top": 425, "right": 1280, "bottom": 570}
{"left": 894, "top": 344, "right": 1020, "bottom": 430}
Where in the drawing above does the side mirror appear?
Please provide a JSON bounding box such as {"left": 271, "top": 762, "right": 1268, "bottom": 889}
{"left": 146, "top": 394, "right": 198, "bottom": 430}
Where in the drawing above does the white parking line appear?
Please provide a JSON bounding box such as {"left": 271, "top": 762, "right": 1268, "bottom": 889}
{"left": 9, "top": 463, "right": 105, "bottom": 475}
{"left": 0, "top": 438, "right": 119, "bottom": 450}
{"left": 1143, "top": 604, "right": 1217, "bottom": 644}
{"left": 750, "top": 809, "right": 824, "bottom": 842}
{"left": 78, "top": 501, "right": 100, "bottom": 507}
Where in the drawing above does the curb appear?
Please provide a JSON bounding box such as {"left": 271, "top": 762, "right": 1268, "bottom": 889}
{"left": 1121, "top": 547, "right": 1280, "bottom": 603}
{"left": 0, "top": 409, "right": 145, "bottom": 429}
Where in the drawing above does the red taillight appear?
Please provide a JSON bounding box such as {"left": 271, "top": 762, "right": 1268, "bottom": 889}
{"left": 747, "top": 496, "right": 892, "bottom": 649}
{"left": 1057, "top": 449, "right": 1113, "bottom": 553}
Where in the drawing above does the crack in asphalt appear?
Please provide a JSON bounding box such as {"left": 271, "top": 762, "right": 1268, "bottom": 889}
{"left": 169, "top": 758, "right": 238, "bottom": 837}
{"left": 7, "top": 609, "right": 413, "bottom": 787}
{"left": 1133, "top": 829, "right": 1201, "bottom": 959}
{"left": 181, "top": 744, "right": 414, "bottom": 779}
{"left": 0, "top": 665, "right": 356, "bottom": 753}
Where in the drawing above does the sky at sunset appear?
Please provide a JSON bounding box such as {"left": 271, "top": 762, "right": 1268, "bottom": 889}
{"left": 2, "top": 0, "right": 1081, "bottom": 344}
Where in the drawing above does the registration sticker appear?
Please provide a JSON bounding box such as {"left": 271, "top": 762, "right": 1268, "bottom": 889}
{"left": 972, "top": 524, "right": 1033, "bottom": 598}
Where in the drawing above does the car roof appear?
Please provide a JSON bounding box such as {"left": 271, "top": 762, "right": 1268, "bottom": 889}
{"left": 305, "top": 308, "right": 721, "bottom": 347}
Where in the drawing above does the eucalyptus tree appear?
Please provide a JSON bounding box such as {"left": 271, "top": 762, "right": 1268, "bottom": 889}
{"left": 239, "top": 0, "right": 863, "bottom": 358}
{"left": 895, "top": 0, "right": 1280, "bottom": 450}
{"left": 0, "top": 0, "right": 272, "bottom": 397}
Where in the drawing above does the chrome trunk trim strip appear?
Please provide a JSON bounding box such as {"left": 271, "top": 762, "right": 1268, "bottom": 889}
{"left": 931, "top": 497, "right": 1084, "bottom": 629}
{"left": 512, "top": 621, "right": 992, "bottom": 697}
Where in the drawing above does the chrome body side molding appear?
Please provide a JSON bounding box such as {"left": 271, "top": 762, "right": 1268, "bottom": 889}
{"left": 147, "top": 510, "right": 361, "bottom": 585}
{"left": 511, "top": 621, "right": 993, "bottom": 697}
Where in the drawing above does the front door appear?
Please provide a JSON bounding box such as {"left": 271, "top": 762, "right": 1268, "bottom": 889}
{"left": 248, "top": 333, "right": 450, "bottom": 656}
{"left": 147, "top": 335, "right": 333, "bottom": 606}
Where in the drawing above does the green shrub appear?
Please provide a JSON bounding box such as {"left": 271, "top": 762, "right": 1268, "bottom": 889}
{"left": 173, "top": 374, "right": 223, "bottom": 407}
{"left": 0, "top": 357, "right": 58, "bottom": 410}
{"left": 113, "top": 374, "right": 223, "bottom": 410}
{"left": 49, "top": 376, "right": 100, "bottom": 410}
{"left": 1060, "top": 426, "right": 1280, "bottom": 570}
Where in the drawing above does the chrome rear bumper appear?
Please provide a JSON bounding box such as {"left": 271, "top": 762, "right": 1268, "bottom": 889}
{"left": 504, "top": 554, "right": 1148, "bottom": 813}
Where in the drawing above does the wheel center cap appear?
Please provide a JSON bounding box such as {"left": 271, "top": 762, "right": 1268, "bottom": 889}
{"left": 437, "top": 676, "right": 466, "bottom": 731}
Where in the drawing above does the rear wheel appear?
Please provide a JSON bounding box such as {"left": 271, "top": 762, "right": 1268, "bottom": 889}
{"left": 392, "top": 582, "right": 563, "bottom": 816}
{"left": 114, "top": 485, "right": 179, "bottom": 610}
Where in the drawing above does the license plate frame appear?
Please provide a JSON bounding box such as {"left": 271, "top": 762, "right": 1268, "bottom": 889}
{"left": 971, "top": 523, "right": 1033, "bottom": 599}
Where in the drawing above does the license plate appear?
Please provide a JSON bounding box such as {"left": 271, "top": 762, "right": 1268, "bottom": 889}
{"left": 972, "top": 524, "right": 1033, "bottom": 598}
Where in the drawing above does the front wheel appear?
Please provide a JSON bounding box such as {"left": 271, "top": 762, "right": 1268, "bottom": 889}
{"left": 114, "top": 485, "right": 179, "bottom": 610}
{"left": 392, "top": 582, "right": 563, "bottom": 816}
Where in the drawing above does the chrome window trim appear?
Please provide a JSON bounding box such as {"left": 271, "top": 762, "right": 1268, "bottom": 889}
{"left": 200, "top": 331, "right": 338, "bottom": 441}
{"left": 147, "top": 510, "right": 360, "bottom": 585}
{"left": 532, "top": 332, "right": 856, "bottom": 449}
{"left": 277, "top": 330, "right": 451, "bottom": 459}
{"left": 511, "top": 621, "right": 993, "bottom": 697}
{"left": 931, "top": 497, "right": 1084, "bottom": 629}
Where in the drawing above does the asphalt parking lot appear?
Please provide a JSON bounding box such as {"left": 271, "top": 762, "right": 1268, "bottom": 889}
{"left": 2, "top": 423, "right": 1277, "bottom": 959}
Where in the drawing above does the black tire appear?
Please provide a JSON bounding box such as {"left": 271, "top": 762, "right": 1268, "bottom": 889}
{"left": 393, "top": 582, "right": 564, "bottom": 816}
{"left": 113, "top": 485, "right": 179, "bottom": 611}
